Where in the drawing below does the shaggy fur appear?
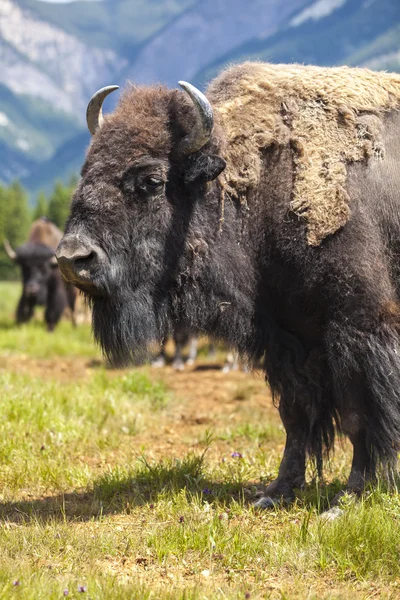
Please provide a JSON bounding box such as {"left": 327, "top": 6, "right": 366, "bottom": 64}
{"left": 58, "top": 62, "right": 400, "bottom": 505}
{"left": 208, "top": 62, "right": 400, "bottom": 245}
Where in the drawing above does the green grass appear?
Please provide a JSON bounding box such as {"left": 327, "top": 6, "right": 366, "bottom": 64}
{"left": 0, "top": 281, "right": 97, "bottom": 358}
{"left": 0, "top": 281, "right": 399, "bottom": 598}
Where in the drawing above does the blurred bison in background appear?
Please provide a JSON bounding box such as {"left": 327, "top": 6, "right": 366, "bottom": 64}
{"left": 57, "top": 62, "right": 400, "bottom": 508}
{"left": 5, "top": 217, "right": 77, "bottom": 331}
{"left": 151, "top": 325, "right": 244, "bottom": 372}
{"left": 151, "top": 322, "right": 200, "bottom": 370}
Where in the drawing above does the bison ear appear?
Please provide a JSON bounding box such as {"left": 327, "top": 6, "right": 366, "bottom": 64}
{"left": 184, "top": 153, "right": 226, "bottom": 185}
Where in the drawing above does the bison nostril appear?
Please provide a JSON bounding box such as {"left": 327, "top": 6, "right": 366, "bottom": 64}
{"left": 74, "top": 251, "right": 97, "bottom": 270}
{"left": 87, "top": 251, "right": 97, "bottom": 263}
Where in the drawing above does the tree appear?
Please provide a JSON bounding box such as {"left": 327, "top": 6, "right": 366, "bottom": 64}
{"left": 0, "top": 181, "right": 31, "bottom": 280}
{"left": 4, "top": 181, "right": 31, "bottom": 246}
{"left": 47, "top": 180, "right": 74, "bottom": 229}
{"left": 33, "top": 191, "right": 49, "bottom": 221}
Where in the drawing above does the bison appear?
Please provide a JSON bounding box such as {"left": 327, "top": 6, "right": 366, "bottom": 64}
{"left": 5, "top": 217, "right": 77, "bottom": 331}
{"left": 56, "top": 62, "right": 400, "bottom": 507}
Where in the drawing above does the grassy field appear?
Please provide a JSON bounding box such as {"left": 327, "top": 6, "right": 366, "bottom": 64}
{"left": 0, "top": 282, "right": 399, "bottom": 599}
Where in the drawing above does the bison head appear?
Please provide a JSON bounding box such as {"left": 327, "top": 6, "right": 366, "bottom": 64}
{"left": 56, "top": 82, "right": 229, "bottom": 365}
{"left": 5, "top": 241, "right": 56, "bottom": 303}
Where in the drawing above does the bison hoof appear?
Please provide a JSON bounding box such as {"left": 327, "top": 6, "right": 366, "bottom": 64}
{"left": 319, "top": 506, "right": 344, "bottom": 521}
{"left": 253, "top": 496, "right": 283, "bottom": 509}
{"left": 151, "top": 357, "right": 166, "bottom": 368}
{"left": 172, "top": 359, "right": 185, "bottom": 371}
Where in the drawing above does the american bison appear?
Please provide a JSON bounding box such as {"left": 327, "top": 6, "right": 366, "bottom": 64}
{"left": 5, "top": 217, "right": 77, "bottom": 331}
{"left": 56, "top": 62, "right": 400, "bottom": 507}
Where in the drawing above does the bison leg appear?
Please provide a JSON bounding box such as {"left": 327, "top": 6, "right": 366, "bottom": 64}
{"left": 334, "top": 374, "right": 375, "bottom": 503}
{"left": 171, "top": 340, "right": 185, "bottom": 371}
{"left": 327, "top": 315, "right": 400, "bottom": 505}
{"left": 45, "top": 305, "right": 64, "bottom": 331}
{"left": 45, "top": 289, "right": 66, "bottom": 332}
{"left": 254, "top": 394, "right": 307, "bottom": 508}
{"left": 16, "top": 295, "right": 35, "bottom": 324}
{"left": 185, "top": 337, "right": 198, "bottom": 366}
{"left": 67, "top": 287, "right": 77, "bottom": 328}
{"left": 347, "top": 431, "right": 374, "bottom": 493}
{"left": 151, "top": 345, "right": 167, "bottom": 367}
{"left": 222, "top": 350, "right": 239, "bottom": 373}
{"left": 172, "top": 324, "right": 191, "bottom": 370}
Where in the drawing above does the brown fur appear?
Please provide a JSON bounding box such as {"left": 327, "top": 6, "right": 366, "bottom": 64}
{"left": 207, "top": 62, "right": 400, "bottom": 246}
{"left": 28, "top": 218, "right": 63, "bottom": 250}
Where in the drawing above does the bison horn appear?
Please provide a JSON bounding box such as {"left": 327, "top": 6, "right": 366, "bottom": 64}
{"left": 3, "top": 239, "right": 17, "bottom": 261}
{"left": 86, "top": 85, "right": 119, "bottom": 135}
{"left": 178, "top": 81, "right": 214, "bottom": 155}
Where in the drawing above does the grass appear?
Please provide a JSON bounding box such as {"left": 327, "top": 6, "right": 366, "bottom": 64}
{"left": 0, "top": 282, "right": 97, "bottom": 358}
{"left": 0, "top": 281, "right": 399, "bottom": 598}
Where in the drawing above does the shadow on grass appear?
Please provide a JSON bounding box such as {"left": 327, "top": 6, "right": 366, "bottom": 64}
{"left": 193, "top": 364, "right": 225, "bottom": 372}
{"left": 0, "top": 454, "right": 347, "bottom": 525}
{"left": 0, "top": 454, "right": 244, "bottom": 523}
{"left": 86, "top": 358, "right": 228, "bottom": 372}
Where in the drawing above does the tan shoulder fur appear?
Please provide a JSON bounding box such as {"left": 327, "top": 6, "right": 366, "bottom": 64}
{"left": 207, "top": 62, "right": 400, "bottom": 246}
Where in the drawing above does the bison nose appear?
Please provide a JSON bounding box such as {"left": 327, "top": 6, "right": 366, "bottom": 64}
{"left": 56, "top": 235, "right": 105, "bottom": 288}
{"left": 25, "top": 283, "right": 39, "bottom": 297}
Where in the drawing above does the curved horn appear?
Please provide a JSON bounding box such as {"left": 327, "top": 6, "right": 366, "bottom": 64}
{"left": 3, "top": 239, "right": 16, "bottom": 261}
{"left": 178, "top": 81, "right": 214, "bottom": 155}
{"left": 86, "top": 85, "right": 119, "bottom": 135}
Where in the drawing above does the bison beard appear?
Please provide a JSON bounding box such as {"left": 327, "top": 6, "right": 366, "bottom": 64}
{"left": 91, "top": 286, "right": 169, "bottom": 367}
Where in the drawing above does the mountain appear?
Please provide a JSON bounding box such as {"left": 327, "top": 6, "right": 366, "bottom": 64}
{"left": 127, "top": 0, "right": 309, "bottom": 86}
{"left": 0, "top": 0, "right": 197, "bottom": 193}
{"left": 0, "top": 82, "right": 81, "bottom": 164}
{"left": 0, "top": 0, "right": 399, "bottom": 199}
{"left": 21, "top": 131, "right": 90, "bottom": 194}
{"left": 0, "top": 139, "right": 37, "bottom": 183}
{"left": 195, "top": 0, "right": 400, "bottom": 85}
{"left": 18, "top": 0, "right": 198, "bottom": 55}
{"left": 348, "top": 21, "right": 400, "bottom": 71}
{"left": 0, "top": 0, "right": 127, "bottom": 185}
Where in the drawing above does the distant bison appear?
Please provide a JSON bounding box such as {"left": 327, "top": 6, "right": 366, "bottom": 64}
{"left": 5, "top": 217, "right": 77, "bottom": 331}
{"left": 57, "top": 62, "right": 400, "bottom": 507}
{"left": 151, "top": 323, "right": 200, "bottom": 370}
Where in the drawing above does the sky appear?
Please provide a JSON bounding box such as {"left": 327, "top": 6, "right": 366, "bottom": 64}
{"left": 38, "top": 0, "right": 101, "bottom": 3}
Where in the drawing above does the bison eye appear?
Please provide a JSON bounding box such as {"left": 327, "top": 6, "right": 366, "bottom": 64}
{"left": 122, "top": 169, "right": 166, "bottom": 199}
{"left": 141, "top": 176, "right": 164, "bottom": 191}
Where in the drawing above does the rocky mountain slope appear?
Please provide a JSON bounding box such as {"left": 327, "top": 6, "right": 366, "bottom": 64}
{"left": 196, "top": 0, "right": 400, "bottom": 85}
{"left": 0, "top": 0, "right": 195, "bottom": 189}
{"left": 128, "top": 0, "right": 309, "bottom": 85}
{"left": 0, "top": 0, "right": 398, "bottom": 198}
